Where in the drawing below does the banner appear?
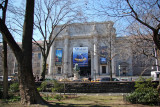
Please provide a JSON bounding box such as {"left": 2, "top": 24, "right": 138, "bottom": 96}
{"left": 73, "top": 47, "right": 88, "bottom": 67}
{"left": 55, "top": 48, "right": 63, "bottom": 66}
{"left": 100, "top": 46, "right": 107, "bottom": 64}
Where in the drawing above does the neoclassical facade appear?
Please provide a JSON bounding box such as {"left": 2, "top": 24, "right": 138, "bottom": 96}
{"left": 47, "top": 22, "right": 135, "bottom": 80}
{"left": 0, "top": 21, "right": 155, "bottom": 79}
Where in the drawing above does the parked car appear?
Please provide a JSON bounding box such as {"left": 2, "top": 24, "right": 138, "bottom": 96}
{"left": 98, "top": 77, "right": 119, "bottom": 82}
{"left": 91, "top": 77, "right": 119, "bottom": 82}
{"left": 0, "top": 76, "right": 3, "bottom": 81}
{"left": 72, "top": 79, "right": 82, "bottom": 82}
{"left": 0, "top": 76, "right": 13, "bottom": 81}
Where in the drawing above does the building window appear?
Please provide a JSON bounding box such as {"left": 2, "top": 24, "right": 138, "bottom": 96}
{"left": 57, "top": 67, "right": 61, "bottom": 74}
{"left": 120, "top": 62, "right": 129, "bottom": 76}
{"left": 102, "top": 66, "right": 106, "bottom": 74}
{"left": 38, "top": 53, "right": 41, "bottom": 59}
{"left": 122, "top": 67, "right": 127, "bottom": 75}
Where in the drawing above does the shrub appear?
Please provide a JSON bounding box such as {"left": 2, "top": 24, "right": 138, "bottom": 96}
{"left": 37, "top": 81, "right": 48, "bottom": 92}
{"left": 54, "top": 94, "right": 63, "bottom": 101}
{"left": 42, "top": 94, "right": 54, "bottom": 101}
{"left": 9, "top": 82, "right": 19, "bottom": 93}
{"left": 126, "top": 77, "right": 159, "bottom": 105}
{"left": 7, "top": 95, "right": 21, "bottom": 102}
{"left": 51, "top": 80, "right": 63, "bottom": 93}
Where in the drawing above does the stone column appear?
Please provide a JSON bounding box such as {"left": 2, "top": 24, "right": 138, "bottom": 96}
{"left": 63, "top": 35, "right": 69, "bottom": 77}
{"left": 93, "top": 37, "right": 98, "bottom": 74}
{"left": 92, "top": 24, "right": 99, "bottom": 79}
{"left": 48, "top": 42, "right": 55, "bottom": 76}
{"left": 110, "top": 26, "right": 116, "bottom": 76}
{"left": 111, "top": 48, "right": 115, "bottom": 75}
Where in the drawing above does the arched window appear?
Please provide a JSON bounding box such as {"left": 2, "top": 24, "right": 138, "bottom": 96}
{"left": 120, "top": 62, "right": 129, "bottom": 76}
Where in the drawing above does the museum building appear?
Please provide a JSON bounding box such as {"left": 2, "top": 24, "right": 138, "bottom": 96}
{"left": 47, "top": 21, "right": 135, "bottom": 80}
{"left": 0, "top": 21, "right": 156, "bottom": 79}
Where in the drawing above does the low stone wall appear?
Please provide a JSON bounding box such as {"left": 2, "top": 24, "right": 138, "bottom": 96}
{"left": 0, "top": 81, "right": 158, "bottom": 93}
{"left": 0, "top": 81, "right": 139, "bottom": 93}
{"left": 59, "top": 82, "right": 136, "bottom": 93}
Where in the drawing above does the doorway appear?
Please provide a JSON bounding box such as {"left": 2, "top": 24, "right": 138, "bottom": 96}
{"left": 79, "top": 57, "right": 91, "bottom": 77}
{"left": 72, "top": 50, "right": 91, "bottom": 77}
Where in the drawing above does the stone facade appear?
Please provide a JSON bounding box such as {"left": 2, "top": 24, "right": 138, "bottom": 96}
{"left": 48, "top": 21, "right": 151, "bottom": 80}
{"left": 0, "top": 21, "right": 156, "bottom": 79}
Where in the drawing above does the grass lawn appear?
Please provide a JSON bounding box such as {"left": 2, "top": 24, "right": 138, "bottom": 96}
{"left": 0, "top": 94, "right": 159, "bottom": 107}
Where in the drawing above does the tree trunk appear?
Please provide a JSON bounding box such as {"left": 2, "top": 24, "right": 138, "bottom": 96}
{"left": 0, "top": 0, "right": 48, "bottom": 104}
{"left": 41, "top": 57, "right": 47, "bottom": 81}
{"left": 2, "top": 0, "right": 8, "bottom": 99}
{"left": 110, "top": 59, "right": 112, "bottom": 81}
{"left": 18, "top": 57, "right": 47, "bottom": 105}
{"left": 3, "top": 40, "right": 8, "bottom": 99}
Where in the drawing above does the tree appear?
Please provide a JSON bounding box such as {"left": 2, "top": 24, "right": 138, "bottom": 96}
{"left": 126, "top": 22, "right": 157, "bottom": 75}
{"left": 0, "top": 0, "right": 8, "bottom": 99}
{"left": 87, "top": 0, "right": 160, "bottom": 82}
{"left": 33, "top": 0, "right": 85, "bottom": 80}
{"left": 91, "top": 0, "right": 160, "bottom": 49}
{"left": 125, "top": 0, "right": 160, "bottom": 50}
{"left": 0, "top": 0, "right": 47, "bottom": 105}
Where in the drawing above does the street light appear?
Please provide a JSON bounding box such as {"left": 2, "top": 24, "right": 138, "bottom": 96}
{"left": 94, "top": 69, "right": 96, "bottom": 81}
{"left": 118, "top": 65, "right": 121, "bottom": 80}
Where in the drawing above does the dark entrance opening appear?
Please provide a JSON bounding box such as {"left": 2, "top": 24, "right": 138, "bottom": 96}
{"left": 79, "top": 55, "right": 91, "bottom": 77}
{"left": 72, "top": 50, "right": 91, "bottom": 78}
{"left": 102, "top": 66, "right": 106, "bottom": 74}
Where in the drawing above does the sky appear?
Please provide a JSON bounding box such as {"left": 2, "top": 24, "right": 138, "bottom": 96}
{"left": 0, "top": 0, "right": 130, "bottom": 42}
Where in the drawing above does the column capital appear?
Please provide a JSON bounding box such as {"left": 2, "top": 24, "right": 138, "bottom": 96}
{"left": 92, "top": 24, "right": 98, "bottom": 37}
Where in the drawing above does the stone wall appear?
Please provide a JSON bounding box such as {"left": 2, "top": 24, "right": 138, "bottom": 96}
{"left": 34, "top": 81, "right": 136, "bottom": 93}
{"left": 59, "top": 82, "right": 136, "bottom": 93}
{"left": 0, "top": 81, "right": 159, "bottom": 93}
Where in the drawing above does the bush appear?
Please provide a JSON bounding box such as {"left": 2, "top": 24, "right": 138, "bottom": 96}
{"left": 54, "top": 94, "right": 63, "bottom": 101}
{"left": 7, "top": 95, "right": 21, "bottom": 102}
{"left": 42, "top": 94, "right": 54, "bottom": 101}
{"left": 37, "top": 81, "right": 48, "bottom": 92}
{"left": 9, "top": 82, "right": 19, "bottom": 93}
{"left": 51, "top": 80, "right": 63, "bottom": 93}
{"left": 126, "top": 77, "right": 159, "bottom": 105}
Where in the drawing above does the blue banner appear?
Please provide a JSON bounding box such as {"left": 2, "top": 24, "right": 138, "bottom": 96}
{"left": 55, "top": 48, "right": 63, "bottom": 66}
{"left": 100, "top": 46, "right": 107, "bottom": 64}
{"left": 73, "top": 47, "right": 88, "bottom": 67}
{"left": 100, "top": 57, "right": 107, "bottom": 64}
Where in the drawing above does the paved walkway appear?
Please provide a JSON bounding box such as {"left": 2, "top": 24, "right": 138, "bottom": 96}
{"left": 76, "top": 93, "right": 128, "bottom": 96}
{"left": 41, "top": 92, "right": 128, "bottom": 96}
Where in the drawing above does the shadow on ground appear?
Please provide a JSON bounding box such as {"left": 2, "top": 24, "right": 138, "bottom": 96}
{"left": 48, "top": 102, "right": 111, "bottom": 107}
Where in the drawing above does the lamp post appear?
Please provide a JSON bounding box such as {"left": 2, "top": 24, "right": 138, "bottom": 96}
{"left": 154, "top": 47, "right": 159, "bottom": 72}
{"left": 94, "top": 69, "right": 96, "bottom": 81}
{"left": 119, "top": 65, "right": 121, "bottom": 80}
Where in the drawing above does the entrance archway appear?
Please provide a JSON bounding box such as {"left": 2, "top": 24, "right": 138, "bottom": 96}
{"left": 72, "top": 50, "right": 91, "bottom": 78}
{"left": 79, "top": 55, "right": 91, "bottom": 77}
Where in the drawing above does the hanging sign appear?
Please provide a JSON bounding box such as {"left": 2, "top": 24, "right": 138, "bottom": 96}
{"left": 55, "top": 48, "right": 63, "bottom": 66}
{"left": 73, "top": 47, "right": 88, "bottom": 67}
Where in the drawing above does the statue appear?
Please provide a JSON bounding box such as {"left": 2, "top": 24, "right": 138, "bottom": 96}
{"left": 73, "top": 63, "right": 80, "bottom": 80}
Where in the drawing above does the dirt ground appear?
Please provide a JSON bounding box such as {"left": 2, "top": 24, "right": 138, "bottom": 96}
{"left": 0, "top": 95, "right": 159, "bottom": 107}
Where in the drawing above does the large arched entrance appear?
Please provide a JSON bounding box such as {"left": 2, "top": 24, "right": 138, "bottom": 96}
{"left": 79, "top": 53, "right": 91, "bottom": 77}
{"left": 72, "top": 48, "right": 91, "bottom": 78}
